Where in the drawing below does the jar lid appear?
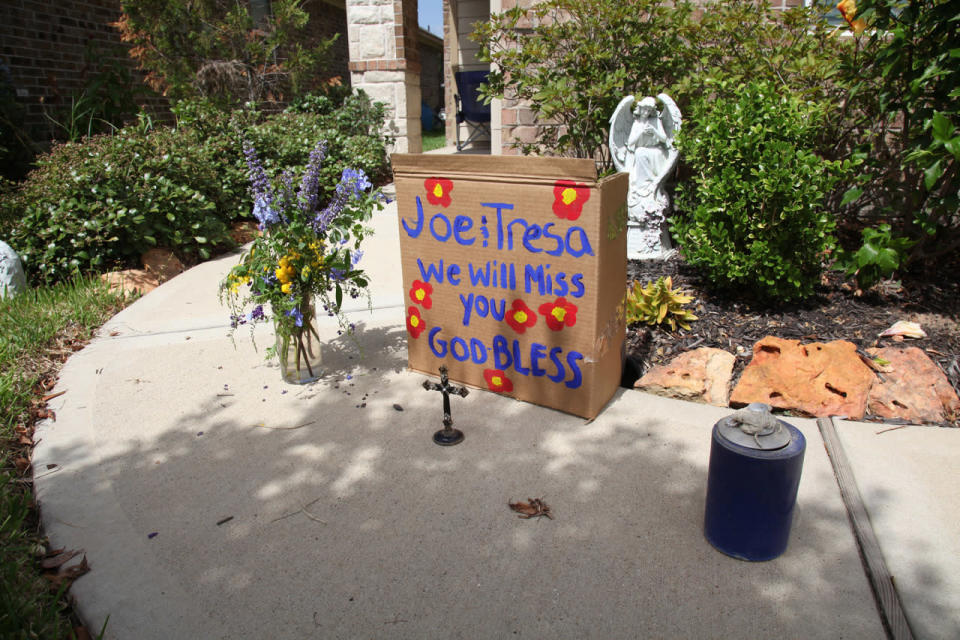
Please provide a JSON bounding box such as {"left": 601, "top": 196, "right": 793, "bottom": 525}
{"left": 716, "top": 403, "right": 792, "bottom": 451}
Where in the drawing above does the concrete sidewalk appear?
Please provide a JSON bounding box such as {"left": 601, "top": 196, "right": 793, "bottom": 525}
{"left": 33, "top": 200, "right": 959, "bottom": 639}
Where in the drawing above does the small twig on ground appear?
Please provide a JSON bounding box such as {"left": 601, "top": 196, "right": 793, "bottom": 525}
{"left": 270, "top": 497, "right": 327, "bottom": 524}
{"left": 254, "top": 420, "right": 316, "bottom": 430}
{"left": 41, "top": 390, "right": 67, "bottom": 402}
{"left": 876, "top": 425, "right": 909, "bottom": 435}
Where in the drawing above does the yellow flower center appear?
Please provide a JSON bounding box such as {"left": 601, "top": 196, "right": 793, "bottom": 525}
{"left": 491, "top": 376, "right": 502, "bottom": 387}
{"left": 433, "top": 183, "right": 444, "bottom": 198}
{"left": 551, "top": 307, "right": 567, "bottom": 323}
{"left": 514, "top": 310, "right": 527, "bottom": 324}
{"left": 410, "top": 315, "right": 420, "bottom": 327}
{"left": 415, "top": 288, "right": 426, "bottom": 301}
{"left": 561, "top": 188, "right": 578, "bottom": 206}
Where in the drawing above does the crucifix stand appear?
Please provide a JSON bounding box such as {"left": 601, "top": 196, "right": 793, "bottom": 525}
{"left": 423, "top": 365, "right": 469, "bottom": 446}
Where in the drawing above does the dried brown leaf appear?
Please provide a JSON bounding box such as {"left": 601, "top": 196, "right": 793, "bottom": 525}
{"left": 41, "top": 549, "right": 80, "bottom": 570}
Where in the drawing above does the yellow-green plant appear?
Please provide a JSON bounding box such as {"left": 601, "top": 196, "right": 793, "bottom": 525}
{"left": 625, "top": 276, "right": 698, "bottom": 331}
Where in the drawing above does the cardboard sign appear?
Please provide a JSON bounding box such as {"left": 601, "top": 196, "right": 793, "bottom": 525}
{"left": 393, "top": 154, "right": 628, "bottom": 419}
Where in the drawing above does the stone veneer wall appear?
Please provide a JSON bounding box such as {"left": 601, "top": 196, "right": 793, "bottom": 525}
{"left": 346, "top": 0, "right": 422, "bottom": 152}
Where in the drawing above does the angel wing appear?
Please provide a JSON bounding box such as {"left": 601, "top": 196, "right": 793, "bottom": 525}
{"left": 609, "top": 95, "right": 635, "bottom": 173}
{"left": 657, "top": 93, "right": 681, "bottom": 145}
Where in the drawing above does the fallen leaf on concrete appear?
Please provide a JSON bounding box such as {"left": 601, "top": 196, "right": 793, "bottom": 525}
{"left": 509, "top": 497, "right": 553, "bottom": 520}
{"left": 41, "top": 549, "right": 80, "bottom": 570}
{"left": 43, "top": 553, "right": 89, "bottom": 590}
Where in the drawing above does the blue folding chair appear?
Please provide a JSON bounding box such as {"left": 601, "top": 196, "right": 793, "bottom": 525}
{"left": 453, "top": 70, "right": 491, "bottom": 151}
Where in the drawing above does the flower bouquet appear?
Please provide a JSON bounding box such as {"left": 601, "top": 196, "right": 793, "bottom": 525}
{"left": 220, "top": 140, "right": 386, "bottom": 383}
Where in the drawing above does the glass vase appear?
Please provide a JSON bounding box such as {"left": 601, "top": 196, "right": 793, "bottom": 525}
{"left": 275, "top": 300, "right": 323, "bottom": 384}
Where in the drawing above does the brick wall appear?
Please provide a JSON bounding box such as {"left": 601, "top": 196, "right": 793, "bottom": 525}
{"left": 419, "top": 29, "right": 443, "bottom": 123}
{"left": 0, "top": 0, "right": 351, "bottom": 148}
{"left": 303, "top": 0, "right": 351, "bottom": 85}
{"left": 0, "top": 0, "right": 169, "bottom": 144}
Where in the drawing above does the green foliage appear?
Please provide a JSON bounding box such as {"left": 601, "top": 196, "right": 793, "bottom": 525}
{"left": 114, "top": 0, "right": 336, "bottom": 107}
{"left": 2, "top": 128, "right": 231, "bottom": 283}
{"left": 473, "top": 0, "right": 695, "bottom": 171}
{"left": 834, "top": 224, "right": 916, "bottom": 290}
{"left": 625, "top": 276, "right": 698, "bottom": 331}
{"left": 671, "top": 80, "right": 845, "bottom": 302}
{"left": 0, "top": 91, "right": 390, "bottom": 285}
{"left": 847, "top": 0, "right": 960, "bottom": 258}
{"left": 0, "top": 277, "right": 125, "bottom": 639}
{"left": 43, "top": 44, "right": 149, "bottom": 144}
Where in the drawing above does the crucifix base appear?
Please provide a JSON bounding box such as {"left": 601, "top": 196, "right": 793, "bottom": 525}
{"left": 433, "top": 427, "right": 464, "bottom": 446}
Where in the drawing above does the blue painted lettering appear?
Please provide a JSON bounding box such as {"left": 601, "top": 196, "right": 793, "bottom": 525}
{"left": 451, "top": 337, "right": 469, "bottom": 361}
{"left": 447, "top": 263, "right": 461, "bottom": 286}
{"left": 459, "top": 292, "right": 474, "bottom": 326}
{"left": 428, "top": 327, "right": 446, "bottom": 358}
{"left": 470, "top": 338, "right": 488, "bottom": 364}
{"left": 402, "top": 196, "right": 425, "bottom": 237}
{"left": 453, "top": 216, "right": 475, "bottom": 246}
{"left": 417, "top": 258, "right": 444, "bottom": 284}
{"left": 430, "top": 213, "right": 452, "bottom": 242}
{"left": 530, "top": 343, "right": 547, "bottom": 376}
{"left": 565, "top": 351, "right": 584, "bottom": 389}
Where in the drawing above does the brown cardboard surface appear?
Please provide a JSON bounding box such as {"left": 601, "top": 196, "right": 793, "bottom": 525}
{"left": 393, "top": 154, "right": 628, "bottom": 419}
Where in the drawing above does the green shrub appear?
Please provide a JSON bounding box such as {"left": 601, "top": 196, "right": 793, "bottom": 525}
{"left": 473, "top": 0, "right": 695, "bottom": 171}
{"left": 833, "top": 223, "right": 916, "bottom": 291}
{"left": 0, "top": 91, "right": 391, "bottom": 284}
{"left": 845, "top": 0, "right": 960, "bottom": 261}
{"left": 3, "top": 128, "right": 230, "bottom": 282}
{"left": 671, "top": 80, "right": 846, "bottom": 302}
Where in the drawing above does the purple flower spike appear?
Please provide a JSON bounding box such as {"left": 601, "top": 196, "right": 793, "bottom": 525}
{"left": 299, "top": 141, "right": 328, "bottom": 218}
{"left": 285, "top": 307, "right": 304, "bottom": 327}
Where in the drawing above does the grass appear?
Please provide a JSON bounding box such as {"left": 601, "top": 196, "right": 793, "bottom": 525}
{"left": 422, "top": 129, "right": 448, "bottom": 152}
{"left": 0, "top": 276, "right": 129, "bottom": 639}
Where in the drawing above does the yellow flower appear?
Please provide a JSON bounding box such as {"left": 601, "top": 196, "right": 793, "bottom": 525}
{"left": 281, "top": 282, "right": 293, "bottom": 294}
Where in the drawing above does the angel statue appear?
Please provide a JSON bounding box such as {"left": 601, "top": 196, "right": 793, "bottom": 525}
{"left": 609, "top": 93, "right": 681, "bottom": 260}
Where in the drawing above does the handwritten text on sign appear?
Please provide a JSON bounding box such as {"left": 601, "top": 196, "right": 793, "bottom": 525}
{"left": 402, "top": 177, "right": 595, "bottom": 393}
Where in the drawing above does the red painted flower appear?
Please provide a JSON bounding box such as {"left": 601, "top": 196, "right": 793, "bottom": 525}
{"left": 409, "top": 279, "right": 433, "bottom": 309}
{"left": 406, "top": 306, "right": 426, "bottom": 338}
{"left": 505, "top": 299, "right": 537, "bottom": 334}
{"left": 538, "top": 297, "right": 578, "bottom": 331}
{"left": 483, "top": 369, "right": 514, "bottom": 393}
{"left": 552, "top": 180, "right": 590, "bottom": 220}
{"left": 424, "top": 177, "right": 454, "bottom": 208}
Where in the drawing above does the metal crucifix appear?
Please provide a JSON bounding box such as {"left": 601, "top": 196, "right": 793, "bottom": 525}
{"left": 423, "top": 365, "right": 469, "bottom": 446}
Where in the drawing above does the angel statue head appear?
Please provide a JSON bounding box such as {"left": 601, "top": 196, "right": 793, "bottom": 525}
{"left": 633, "top": 96, "right": 658, "bottom": 119}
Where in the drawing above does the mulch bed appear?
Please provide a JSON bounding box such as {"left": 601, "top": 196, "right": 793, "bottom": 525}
{"left": 624, "top": 256, "right": 960, "bottom": 427}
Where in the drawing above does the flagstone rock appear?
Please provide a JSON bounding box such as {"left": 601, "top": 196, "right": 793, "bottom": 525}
{"left": 141, "top": 248, "right": 184, "bottom": 283}
{"left": 0, "top": 240, "right": 26, "bottom": 299}
{"left": 100, "top": 269, "right": 159, "bottom": 295}
{"left": 730, "top": 336, "right": 874, "bottom": 418}
{"left": 866, "top": 346, "right": 960, "bottom": 424}
{"left": 635, "top": 347, "right": 735, "bottom": 406}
